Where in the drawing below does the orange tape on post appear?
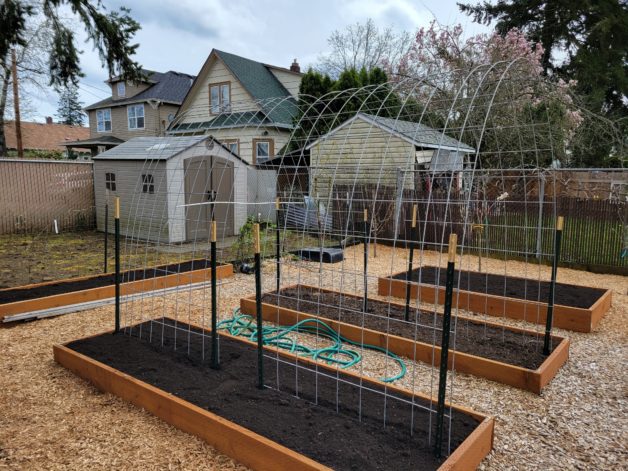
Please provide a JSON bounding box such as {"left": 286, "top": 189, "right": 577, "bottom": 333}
{"left": 253, "top": 223, "right": 260, "bottom": 254}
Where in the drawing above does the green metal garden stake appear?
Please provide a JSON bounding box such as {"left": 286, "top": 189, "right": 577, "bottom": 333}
{"left": 104, "top": 200, "right": 108, "bottom": 273}
{"left": 275, "top": 198, "right": 281, "bottom": 293}
{"left": 543, "top": 216, "right": 564, "bottom": 355}
{"left": 434, "top": 233, "right": 457, "bottom": 458}
{"left": 114, "top": 197, "right": 120, "bottom": 334}
{"left": 210, "top": 220, "right": 219, "bottom": 369}
{"left": 405, "top": 205, "right": 418, "bottom": 321}
{"left": 254, "top": 223, "right": 264, "bottom": 389}
{"left": 363, "top": 208, "right": 369, "bottom": 314}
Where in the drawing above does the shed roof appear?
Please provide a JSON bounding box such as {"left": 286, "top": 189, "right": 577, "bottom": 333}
{"left": 306, "top": 113, "right": 475, "bottom": 153}
{"left": 93, "top": 136, "right": 207, "bottom": 161}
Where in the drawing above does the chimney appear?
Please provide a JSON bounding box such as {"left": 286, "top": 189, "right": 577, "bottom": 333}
{"left": 45, "top": 116, "right": 53, "bottom": 125}
{"left": 290, "top": 59, "right": 300, "bottom": 73}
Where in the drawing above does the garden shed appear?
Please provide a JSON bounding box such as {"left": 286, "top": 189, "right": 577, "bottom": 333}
{"left": 306, "top": 112, "right": 475, "bottom": 201}
{"left": 93, "top": 135, "right": 276, "bottom": 243}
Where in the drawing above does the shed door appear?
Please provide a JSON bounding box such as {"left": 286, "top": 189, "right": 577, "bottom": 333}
{"left": 211, "top": 158, "right": 234, "bottom": 237}
{"left": 184, "top": 157, "right": 211, "bottom": 240}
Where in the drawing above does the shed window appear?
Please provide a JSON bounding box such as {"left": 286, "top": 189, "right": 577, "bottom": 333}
{"left": 117, "top": 82, "right": 126, "bottom": 97}
{"left": 105, "top": 172, "right": 116, "bottom": 191}
{"left": 142, "top": 174, "right": 154, "bottom": 194}
{"left": 210, "top": 82, "right": 230, "bottom": 114}
{"left": 96, "top": 109, "right": 112, "bottom": 132}
{"left": 128, "top": 104, "right": 145, "bottom": 130}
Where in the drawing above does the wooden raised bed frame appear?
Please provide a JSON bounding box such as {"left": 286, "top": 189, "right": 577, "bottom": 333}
{"left": 378, "top": 273, "right": 612, "bottom": 333}
{"left": 0, "top": 263, "right": 233, "bottom": 321}
{"left": 240, "top": 285, "right": 570, "bottom": 394}
{"left": 54, "top": 325, "right": 493, "bottom": 471}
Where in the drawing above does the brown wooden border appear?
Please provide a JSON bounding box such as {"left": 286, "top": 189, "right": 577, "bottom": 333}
{"left": 54, "top": 324, "right": 494, "bottom": 471}
{"left": 240, "top": 284, "right": 569, "bottom": 394}
{"left": 378, "top": 275, "right": 612, "bottom": 333}
{"left": 0, "top": 263, "right": 233, "bottom": 321}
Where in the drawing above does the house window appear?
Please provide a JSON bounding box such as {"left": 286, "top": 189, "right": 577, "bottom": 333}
{"left": 128, "top": 104, "right": 145, "bottom": 130}
{"left": 141, "top": 174, "right": 154, "bottom": 194}
{"left": 224, "top": 139, "right": 239, "bottom": 155}
{"left": 96, "top": 109, "right": 112, "bottom": 132}
{"left": 105, "top": 172, "right": 116, "bottom": 191}
{"left": 117, "top": 82, "right": 126, "bottom": 97}
{"left": 210, "top": 82, "right": 230, "bottom": 114}
{"left": 253, "top": 138, "right": 273, "bottom": 163}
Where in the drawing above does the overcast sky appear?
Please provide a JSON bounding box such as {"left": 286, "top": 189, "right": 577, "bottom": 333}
{"left": 29, "top": 0, "right": 490, "bottom": 122}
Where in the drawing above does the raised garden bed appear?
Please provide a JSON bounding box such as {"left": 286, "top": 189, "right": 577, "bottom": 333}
{"left": 378, "top": 266, "right": 612, "bottom": 333}
{"left": 240, "top": 285, "right": 569, "bottom": 394}
{"left": 0, "top": 260, "right": 233, "bottom": 321}
{"left": 54, "top": 318, "right": 494, "bottom": 471}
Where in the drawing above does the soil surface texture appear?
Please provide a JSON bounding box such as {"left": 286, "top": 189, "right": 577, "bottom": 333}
{"left": 263, "top": 287, "right": 557, "bottom": 369}
{"left": 68, "top": 318, "right": 479, "bottom": 471}
{"left": 0, "top": 259, "right": 212, "bottom": 304}
{"left": 392, "top": 266, "right": 606, "bottom": 309}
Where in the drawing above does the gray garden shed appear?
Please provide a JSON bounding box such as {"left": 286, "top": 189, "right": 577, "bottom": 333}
{"left": 93, "top": 135, "right": 276, "bottom": 243}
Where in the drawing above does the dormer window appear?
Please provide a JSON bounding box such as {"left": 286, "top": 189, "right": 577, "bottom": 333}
{"left": 210, "top": 82, "right": 230, "bottom": 114}
{"left": 117, "top": 82, "right": 126, "bottom": 97}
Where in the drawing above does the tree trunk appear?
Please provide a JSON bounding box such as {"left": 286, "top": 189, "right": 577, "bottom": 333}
{"left": 0, "top": 64, "right": 10, "bottom": 157}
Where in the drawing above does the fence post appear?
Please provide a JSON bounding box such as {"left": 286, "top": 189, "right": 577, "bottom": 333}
{"left": 104, "top": 198, "right": 109, "bottom": 273}
{"left": 254, "top": 223, "right": 264, "bottom": 389}
{"left": 114, "top": 197, "right": 120, "bottom": 334}
{"left": 543, "top": 216, "right": 564, "bottom": 355}
{"left": 210, "top": 220, "right": 219, "bottom": 369}
{"left": 434, "top": 233, "right": 457, "bottom": 458}
{"left": 405, "top": 204, "right": 418, "bottom": 321}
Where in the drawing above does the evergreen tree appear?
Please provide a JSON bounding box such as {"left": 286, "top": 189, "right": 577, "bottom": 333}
{"left": 56, "top": 84, "right": 84, "bottom": 126}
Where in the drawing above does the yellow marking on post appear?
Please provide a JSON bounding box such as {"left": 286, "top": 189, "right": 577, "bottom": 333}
{"left": 253, "top": 223, "right": 260, "bottom": 254}
{"left": 275, "top": 197, "right": 280, "bottom": 210}
{"left": 363, "top": 208, "right": 368, "bottom": 222}
{"left": 211, "top": 220, "right": 217, "bottom": 243}
{"left": 411, "top": 204, "right": 417, "bottom": 228}
{"left": 448, "top": 233, "right": 458, "bottom": 263}
{"left": 556, "top": 216, "right": 564, "bottom": 231}
{"left": 115, "top": 197, "right": 120, "bottom": 219}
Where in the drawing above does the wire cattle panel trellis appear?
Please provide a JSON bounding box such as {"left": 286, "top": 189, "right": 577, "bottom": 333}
{"left": 102, "top": 59, "right": 622, "bottom": 467}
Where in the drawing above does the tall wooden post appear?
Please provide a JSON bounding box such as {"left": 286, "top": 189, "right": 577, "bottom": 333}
{"left": 404, "top": 204, "right": 418, "bottom": 321}
{"left": 11, "top": 49, "right": 23, "bottom": 158}
{"left": 210, "top": 220, "right": 219, "bottom": 369}
{"left": 253, "top": 223, "right": 264, "bottom": 389}
{"left": 434, "top": 233, "right": 457, "bottom": 458}
{"left": 114, "top": 197, "right": 121, "bottom": 334}
{"left": 543, "top": 216, "right": 564, "bottom": 355}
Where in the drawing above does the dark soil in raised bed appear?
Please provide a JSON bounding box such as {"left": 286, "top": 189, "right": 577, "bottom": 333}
{"left": 262, "top": 287, "right": 556, "bottom": 369}
{"left": 67, "top": 318, "right": 480, "bottom": 471}
{"left": 391, "top": 266, "right": 605, "bottom": 309}
{"left": 0, "top": 259, "right": 213, "bottom": 304}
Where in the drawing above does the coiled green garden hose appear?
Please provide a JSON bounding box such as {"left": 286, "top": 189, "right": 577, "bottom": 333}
{"left": 217, "top": 309, "right": 406, "bottom": 382}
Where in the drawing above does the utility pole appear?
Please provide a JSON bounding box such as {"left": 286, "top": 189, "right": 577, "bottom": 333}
{"left": 11, "top": 49, "right": 23, "bottom": 158}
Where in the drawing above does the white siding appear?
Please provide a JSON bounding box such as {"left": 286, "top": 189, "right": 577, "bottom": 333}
{"left": 268, "top": 68, "right": 301, "bottom": 97}
{"left": 179, "top": 57, "right": 259, "bottom": 123}
{"left": 209, "top": 127, "right": 291, "bottom": 165}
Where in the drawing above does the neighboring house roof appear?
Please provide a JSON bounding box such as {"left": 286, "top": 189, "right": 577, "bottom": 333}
{"left": 62, "top": 135, "right": 125, "bottom": 147}
{"left": 93, "top": 135, "right": 248, "bottom": 165}
{"left": 174, "top": 49, "right": 300, "bottom": 132}
{"left": 4, "top": 120, "right": 89, "bottom": 151}
{"left": 306, "top": 113, "right": 476, "bottom": 153}
{"left": 85, "top": 70, "right": 195, "bottom": 111}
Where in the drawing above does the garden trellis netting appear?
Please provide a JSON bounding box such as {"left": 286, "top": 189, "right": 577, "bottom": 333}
{"left": 109, "top": 60, "right": 620, "bottom": 463}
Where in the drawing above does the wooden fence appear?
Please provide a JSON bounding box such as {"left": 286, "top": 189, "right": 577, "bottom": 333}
{"left": 330, "top": 184, "right": 627, "bottom": 273}
{"left": 0, "top": 159, "right": 95, "bottom": 234}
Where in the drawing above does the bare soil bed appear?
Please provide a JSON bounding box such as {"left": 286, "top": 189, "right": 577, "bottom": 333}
{"left": 0, "top": 259, "right": 213, "bottom": 304}
{"left": 263, "top": 287, "right": 553, "bottom": 369}
{"left": 393, "top": 266, "right": 606, "bottom": 308}
{"left": 68, "top": 318, "right": 478, "bottom": 471}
